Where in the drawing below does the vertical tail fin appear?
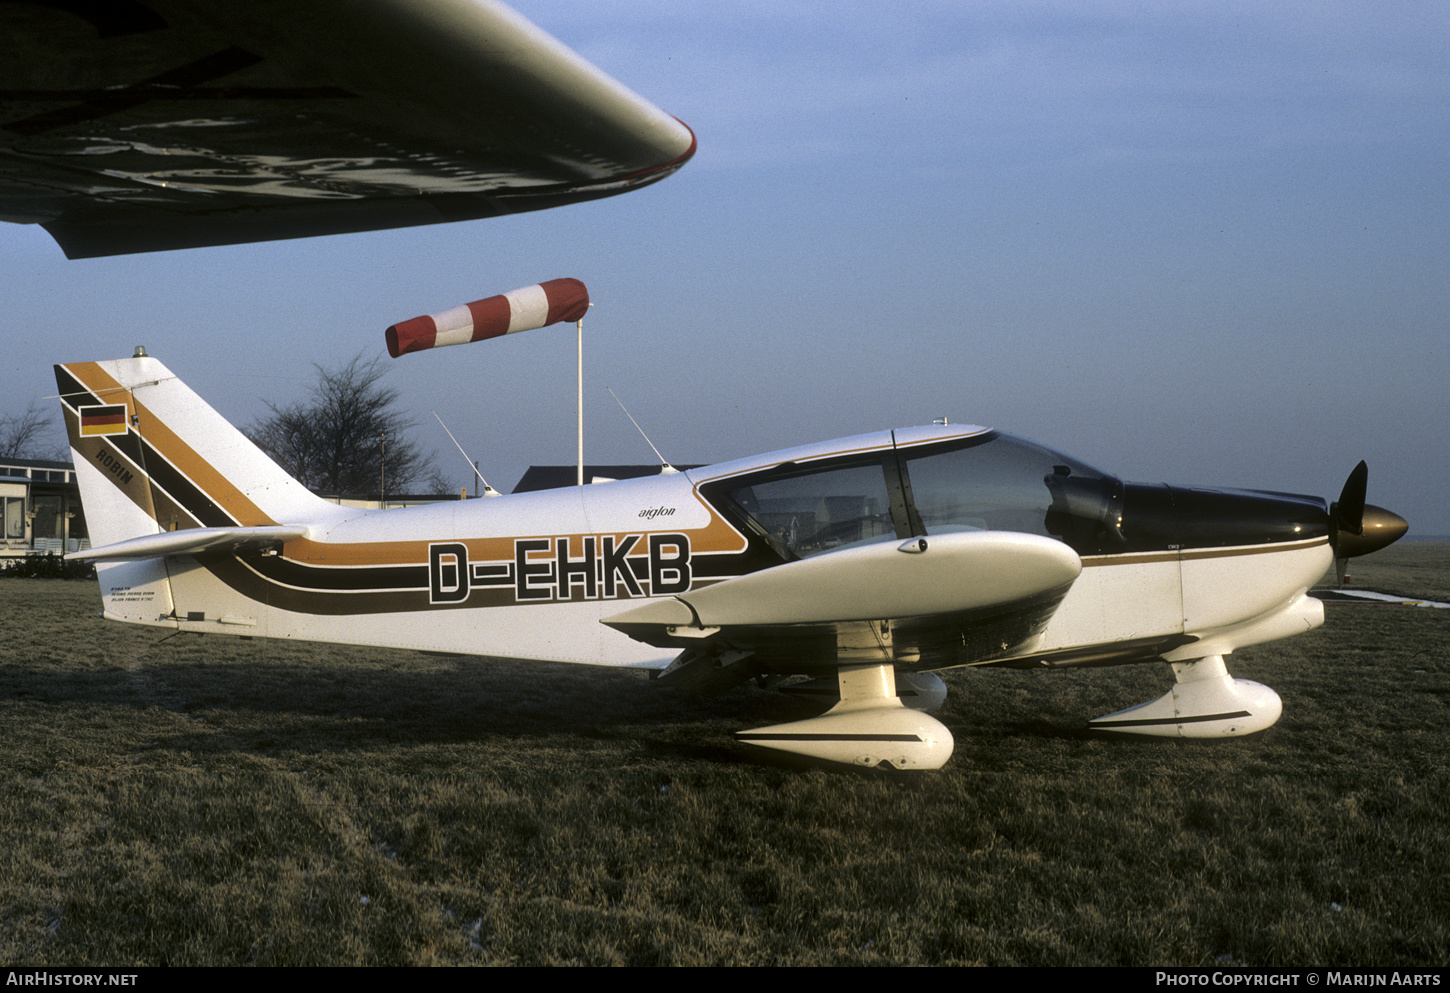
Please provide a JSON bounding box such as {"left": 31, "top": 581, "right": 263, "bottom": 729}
{"left": 56, "top": 354, "right": 336, "bottom": 543}
{"left": 55, "top": 354, "right": 341, "bottom": 629}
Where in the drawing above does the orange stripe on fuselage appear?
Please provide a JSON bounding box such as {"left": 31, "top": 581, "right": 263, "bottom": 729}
{"left": 282, "top": 508, "right": 747, "bottom": 569}
{"left": 282, "top": 489, "right": 747, "bottom": 567}
{"left": 1080, "top": 535, "right": 1330, "bottom": 568}
{"left": 1180, "top": 536, "right": 1329, "bottom": 560}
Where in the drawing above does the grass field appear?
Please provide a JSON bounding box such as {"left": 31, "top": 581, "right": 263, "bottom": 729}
{"left": 2, "top": 544, "right": 1446, "bottom": 966}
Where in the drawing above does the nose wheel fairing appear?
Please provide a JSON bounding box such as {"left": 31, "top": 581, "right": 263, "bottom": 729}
{"left": 1087, "top": 655, "right": 1283, "bottom": 738}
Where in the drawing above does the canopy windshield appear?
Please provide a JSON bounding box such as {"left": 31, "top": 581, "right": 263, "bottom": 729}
{"left": 717, "top": 432, "right": 1125, "bottom": 560}
{"left": 900, "top": 434, "right": 1123, "bottom": 551}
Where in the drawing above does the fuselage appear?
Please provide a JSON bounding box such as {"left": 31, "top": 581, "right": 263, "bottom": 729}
{"left": 139, "top": 424, "right": 1334, "bottom": 672}
{"left": 57, "top": 354, "right": 1347, "bottom": 674}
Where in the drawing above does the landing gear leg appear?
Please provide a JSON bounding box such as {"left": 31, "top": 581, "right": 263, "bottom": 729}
{"left": 736, "top": 663, "right": 955, "bottom": 769}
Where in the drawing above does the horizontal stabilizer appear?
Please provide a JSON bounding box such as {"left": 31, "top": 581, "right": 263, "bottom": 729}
{"left": 71, "top": 525, "right": 309, "bottom": 562}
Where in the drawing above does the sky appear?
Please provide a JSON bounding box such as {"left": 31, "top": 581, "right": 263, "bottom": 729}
{"left": 4, "top": 0, "right": 1448, "bottom": 533}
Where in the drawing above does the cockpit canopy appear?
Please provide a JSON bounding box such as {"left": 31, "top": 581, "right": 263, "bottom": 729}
{"left": 705, "top": 430, "right": 1126, "bottom": 560}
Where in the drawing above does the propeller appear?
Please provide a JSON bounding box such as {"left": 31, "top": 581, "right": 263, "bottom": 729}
{"left": 1327, "top": 461, "right": 1407, "bottom": 584}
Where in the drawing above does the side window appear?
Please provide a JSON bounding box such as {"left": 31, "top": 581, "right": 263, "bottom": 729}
{"left": 729, "top": 461, "right": 897, "bottom": 559}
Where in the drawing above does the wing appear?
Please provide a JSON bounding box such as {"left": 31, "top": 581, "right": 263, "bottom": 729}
{"left": 603, "top": 531, "right": 1083, "bottom": 687}
{"left": 0, "top": 0, "right": 695, "bottom": 258}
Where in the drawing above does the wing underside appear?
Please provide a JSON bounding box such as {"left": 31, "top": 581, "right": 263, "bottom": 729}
{"left": 1, "top": 0, "right": 695, "bottom": 257}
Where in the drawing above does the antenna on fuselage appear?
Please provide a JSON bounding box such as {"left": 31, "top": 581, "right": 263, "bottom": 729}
{"left": 608, "top": 387, "right": 678, "bottom": 475}
{"left": 432, "top": 411, "right": 500, "bottom": 497}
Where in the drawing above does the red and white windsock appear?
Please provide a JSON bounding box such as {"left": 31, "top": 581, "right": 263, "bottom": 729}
{"left": 385, "top": 278, "right": 590, "bottom": 358}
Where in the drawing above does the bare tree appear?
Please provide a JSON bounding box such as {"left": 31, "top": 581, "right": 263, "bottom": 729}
{"left": 245, "top": 355, "right": 445, "bottom": 496}
{"left": 0, "top": 402, "right": 64, "bottom": 460}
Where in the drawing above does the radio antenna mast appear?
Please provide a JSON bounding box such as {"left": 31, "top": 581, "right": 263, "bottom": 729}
{"left": 608, "top": 388, "right": 677, "bottom": 475}
{"left": 432, "top": 411, "right": 500, "bottom": 497}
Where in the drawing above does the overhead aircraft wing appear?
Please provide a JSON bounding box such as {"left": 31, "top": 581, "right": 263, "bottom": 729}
{"left": 0, "top": 0, "right": 695, "bottom": 258}
{"left": 603, "top": 531, "right": 1083, "bottom": 686}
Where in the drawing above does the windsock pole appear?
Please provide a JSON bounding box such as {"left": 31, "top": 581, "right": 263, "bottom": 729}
{"left": 577, "top": 316, "right": 584, "bottom": 487}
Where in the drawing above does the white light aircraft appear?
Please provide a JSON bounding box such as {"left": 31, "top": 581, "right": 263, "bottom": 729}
{"left": 58, "top": 353, "right": 1407, "bottom": 770}
{"left": 0, "top": 0, "right": 694, "bottom": 257}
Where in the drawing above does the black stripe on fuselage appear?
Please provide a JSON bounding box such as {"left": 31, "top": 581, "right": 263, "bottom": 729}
{"left": 225, "top": 552, "right": 428, "bottom": 593}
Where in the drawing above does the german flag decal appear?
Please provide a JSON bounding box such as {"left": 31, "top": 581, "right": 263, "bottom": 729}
{"left": 79, "top": 404, "right": 128, "bottom": 436}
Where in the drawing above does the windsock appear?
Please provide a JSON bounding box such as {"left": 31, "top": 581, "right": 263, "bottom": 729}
{"left": 386, "top": 278, "right": 589, "bottom": 358}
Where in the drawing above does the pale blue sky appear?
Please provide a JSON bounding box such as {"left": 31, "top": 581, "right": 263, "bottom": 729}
{"left": 4, "top": 1, "right": 1447, "bottom": 532}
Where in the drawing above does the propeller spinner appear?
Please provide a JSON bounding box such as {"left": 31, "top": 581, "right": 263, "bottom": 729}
{"left": 1329, "top": 461, "right": 1407, "bottom": 583}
